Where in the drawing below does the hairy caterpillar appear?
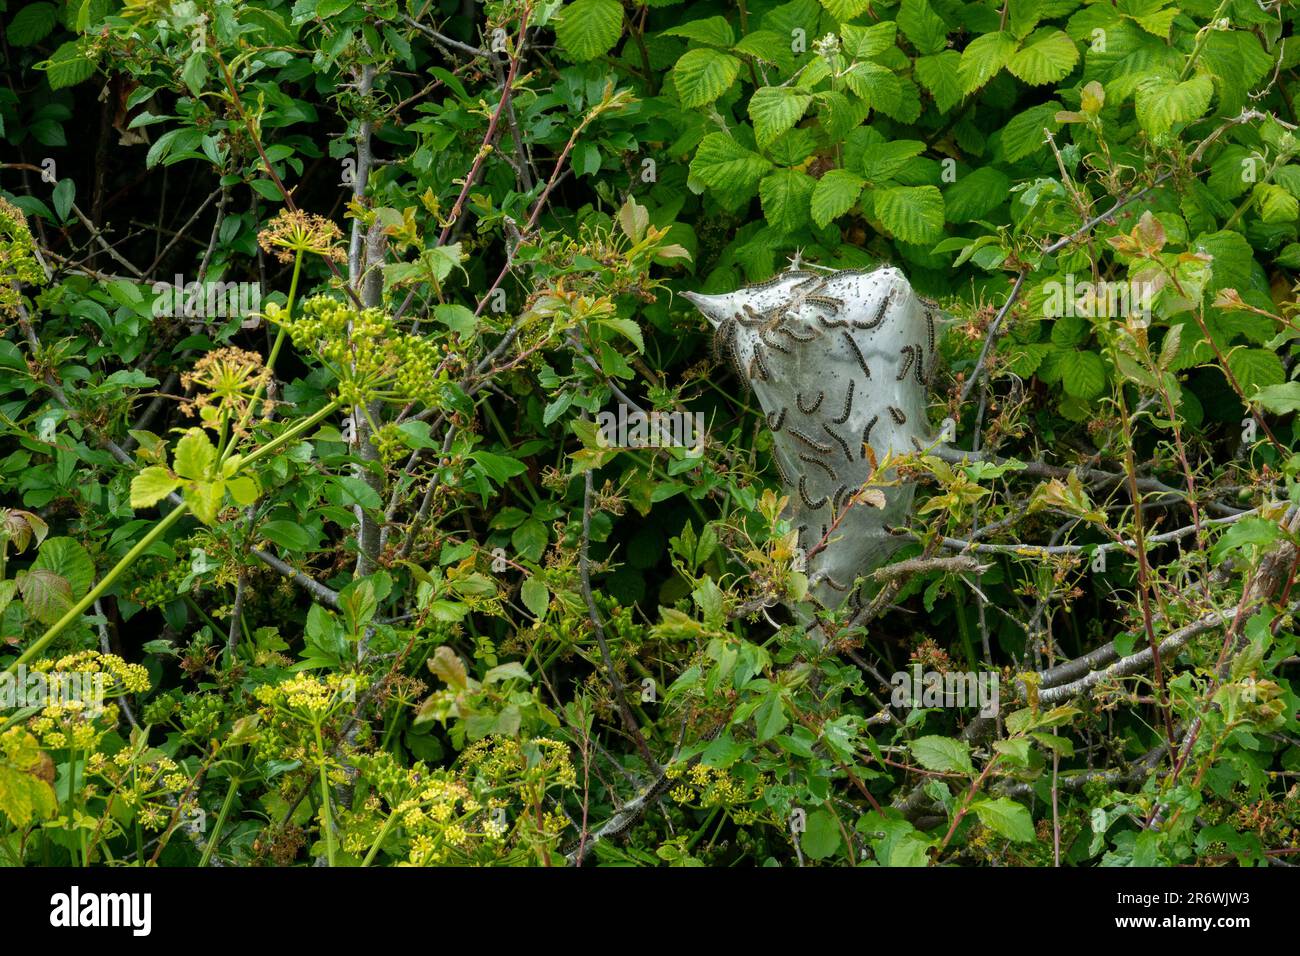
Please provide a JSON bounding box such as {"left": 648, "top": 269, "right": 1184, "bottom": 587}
{"left": 842, "top": 331, "right": 872, "bottom": 379}
{"left": 798, "top": 453, "right": 838, "bottom": 482}
{"left": 777, "top": 323, "right": 818, "bottom": 343}
{"left": 897, "top": 345, "right": 917, "bottom": 382}
{"left": 796, "top": 390, "right": 825, "bottom": 414}
{"left": 798, "top": 475, "right": 829, "bottom": 509}
{"left": 822, "top": 423, "right": 854, "bottom": 461}
{"left": 788, "top": 426, "right": 834, "bottom": 454}
{"left": 832, "top": 380, "right": 855, "bottom": 425}
{"left": 888, "top": 405, "right": 907, "bottom": 425}
{"left": 853, "top": 289, "right": 894, "bottom": 330}
{"left": 766, "top": 407, "right": 788, "bottom": 431}
{"left": 861, "top": 414, "right": 878, "bottom": 456}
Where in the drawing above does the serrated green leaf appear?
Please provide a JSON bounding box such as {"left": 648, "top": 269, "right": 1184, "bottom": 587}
{"left": 1058, "top": 350, "right": 1107, "bottom": 400}
{"left": 1007, "top": 28, "right": 1078, "bottom": 85}
{"left": 897, "top": 0, "right": 948, "bottom": 56}
{"left": 874, "top": 184, "right": 945, "bottom": 244}
{"left": 958, "top": 31, "right": 1017, "bottom": 94}
{"left": 673, "top": 48, "right": 742, "bottom": 109}
{"left": 748, "top": 87, "right": 812, "bottom": 147}
{"left": 971, "top": 797, "right": 1036, "bottom": 842}
{"left": 910, "top": 735, "right": 973, "bottom": 773}
{"left": 811, "top": 169, "right": 865, "bottom": 227}
{"left": 555, "top": 0, "right": 624, "bottom": 62}
{"left": 915, "top": 51, "right": 963, "bottom": 113}
{"left": 759, "top": 168, "right": 816, "bottom": 233}
{"left": 690, "top": 132, "right": 773, "bottom": 192}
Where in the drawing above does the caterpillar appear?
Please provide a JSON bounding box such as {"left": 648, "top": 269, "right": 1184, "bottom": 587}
{"left": 816, "top": 313, "right": 849, "bottom": 329}
{"left": 823, "top": 574, "right": 851, "bottom": 592}
{"left": 913, "top": 342, "right": 926, "bottom": 385}
{"left": 854, "top": 289, "right": 894, "bottom": 330}
{"left": 926, "top": 308, "right": 936, "bottom": 362}
{"left": 759, "top": 327, "right": 793, "bottom": 354}
{"left": 766, "top": 407, "right": 787, "bottom": 431}
{"left": 806, "top": 294, "right": 845, "bottom": 316}
{"left": 777, "top": 323, "right": 818, "bottom": 343}
{"left": 831, "top": 483, "right": 850, "bottom": 512}
{"left": 748, "top": 345, "right": 771, "bottom": 382}
{"left": 832, "top": 380, "right": 855, "bottom": 424}
{"left": 711, "top": 316, "right": 736, "bottom": 360}
{"left": 798, "top": 453, "right": 838, "bottom": 482}
{"left": 897, "top": 345, "right": 917, "bottom": 382}
{"left": 888, "top": 405, "right": 907, "bottom": 425}
{"left": 861, "top": 414, "right": 878, "bottom": 456}
{"left": 841, "top": 331, "right": 872, "bottom": 379}
{"left": 788, "top": 426, "right": 834, "bottom": 454}
{"left": 796, "top": 390, "right": 825, "bottom": 415}
{"left": 822, "top": 423, "right": 854, "bottom": 461}
{"left": 773, "top": 452, "right": 793, "bottom": 486}
{"left": 740, "top": 304, "right": 767, "bottom": 327}
{"left": 798, "top": 475, "right": 829, "bottom": 509}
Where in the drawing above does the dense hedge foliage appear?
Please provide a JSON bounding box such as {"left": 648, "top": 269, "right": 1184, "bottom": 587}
{"left": 1, "top": 0, "right": 1299, "bottom": 866}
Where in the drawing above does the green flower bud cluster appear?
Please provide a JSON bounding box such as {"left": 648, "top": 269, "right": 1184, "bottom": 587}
{"left": 0, "top": 197, "right": 45, "bottom": 318}
{"left": 180, "top": 693, "right": 225, "bottom": 741}
{"left": 271, "top": 295, "right": 450, "bottom": 408}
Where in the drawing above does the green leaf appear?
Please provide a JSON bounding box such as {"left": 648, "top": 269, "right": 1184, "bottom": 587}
{"left": 1254, "top": 183, "right": 1299, "bottom": 224}
{"left": 689, "top": 133, "right": 773, "bottom": 192}
{"left": 1251, "top": 381, "right": 1300, "bottom": 414}
{"left": 555, "top": 0, "right": 624, "bottom": 62}
{"left": 17, "top": 569, "right": 73, "bottom": 626}
{"left": 971, "top": 797, "right": 1036, "bottom": 842}
{"left": 512, "top": 518, "right": 549, "bottom": 562}
{"left": 811, "top": 169, "right": 865, "bottom": 227}
{"left": 521, "top": 576, "right": 550, "bottom": 618}
{"left": 748, "top": 87, "right": 812, "bottom": 148}
{"left": 661, "top": 17, "right": 735, "bottom": 47}
{"left": 910, "top": 735, "right": 973, "bottom": 773}
{"left": 759, "top": 168, "right": 816, "bottom": 233}
{"left": 897, "top": 0, "right": 948, "bottom": 55}
{"left": 6, "top": 3, "right": 58, "bottom": 46}
{"left": 434, "top": 304, "right": 476, "bottom": 335}
{"left": 1228, "top": 347, "right": 1285, "bottom": 394}
{"left": 33, "top": 537, "right": 94, "bottom": 598}
{"left": 472, "top": 450, "right": 529, "bottom": 484}
{"left": 944, "top": 166, "right": 1010, "bottom": 222}
{"left": 0, "top": 729, "right": 57, "bottom": 828}
{"left": 801, "top": 808, "right": 842, "bottom": 860}
{"left": 958, "top": 31, "right": 1017, "bottom": 94}
{"left": 173, "top": 428, "right": 217, "bottom": 481}
{"left": 43, "top": 40, "right": 97, "bottom": 90}
{"left": 874, "top": 184, "right": 945, "bottom": 244}
{"left": 673, "top": 48, "right": 742, "bottom": 109}
{"left": 819, "top": 0, "right": 872, "bottom": 22}
{"left": 131, "top": 466, "right": 182, "bottom": 509}
{"left": 1135, "top": 74, "right": 1214, "bottom": 137}
{"left": 915, "top": 51, "right": 963, "bottom": 113}
{"left": 1058, "top": 350, "right": 1107, "bottom": 400}
{"left": 1007, "top": 28, "right": 1078, "bottom": 86}
{"left": 1001, "top": 101, "right": 1062, "bottom": 163}
{"left": 841, "top": 21, "right": 896, "bottom": 60}
{"left": 260, "top": 520, "right": 315, "bottom": 552}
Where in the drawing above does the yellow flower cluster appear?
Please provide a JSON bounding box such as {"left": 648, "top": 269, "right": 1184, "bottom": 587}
{"left": 255, "top": 673, "right": 364, "bottom": 717}
{"left": 35, "top": 651, "right": 151, "bottom": 694}
{"left": 0, "top": 196, "right": 45, "bottom": 318}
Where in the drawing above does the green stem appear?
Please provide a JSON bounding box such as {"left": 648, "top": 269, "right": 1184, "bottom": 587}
{"left": 4, "top": 398, "right": 340, "bottom": 675}
{"left": 7, "top": 502, "right": 190, "bottom": 674}
{"left": 315, "top": 721, "right": 336, "bottom": 866}
{"left": 199, "top": 772, "right": 242, "bottom": 867}
{"left": 361, "top": 808, "right": 399, "bottom": 867}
